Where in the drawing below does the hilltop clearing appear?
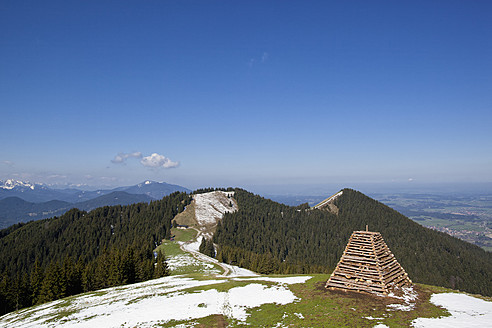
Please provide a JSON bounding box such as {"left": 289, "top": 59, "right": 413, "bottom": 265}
{"left": 2, "top": 230, "right": 491, "bottom": 327}
{"left": 175, "top": 190, "right": 237, "bottom": 238}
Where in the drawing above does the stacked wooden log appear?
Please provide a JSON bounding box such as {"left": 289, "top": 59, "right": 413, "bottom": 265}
{"left": 325, "top": 230, "right": 412, "bottom": 295}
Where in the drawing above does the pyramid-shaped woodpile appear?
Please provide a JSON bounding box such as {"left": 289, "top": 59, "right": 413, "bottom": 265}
{"left": 325, "top": 229, "right": 412, "bottom": 295}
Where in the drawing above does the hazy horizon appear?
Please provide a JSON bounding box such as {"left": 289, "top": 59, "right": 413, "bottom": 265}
{"left": 3, "top": 177, "right": 492, "bottom": 198}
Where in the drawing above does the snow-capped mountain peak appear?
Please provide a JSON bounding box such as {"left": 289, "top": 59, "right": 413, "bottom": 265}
{"left": 0, "top": 179, "right": 37, "bottom": 190}
{"left": 137, "top": 180, "right": 155, "bottom": 188}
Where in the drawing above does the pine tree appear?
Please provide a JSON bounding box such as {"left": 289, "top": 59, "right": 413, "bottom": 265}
{"left": 17, "top": 273, "right": 31, "bottom": 310}
{"left": 0, "top": 273, "right": 12, "bottom": 314}
{"left": 107, "top": 250, "right": 123, "bottom": 286}
{"left": 63, "top": 255, "right": 82, "bottom": 296}
{"left": 206, "top": 239, "right": 215, "bottom": 258}
{"left": 121, "top": 247, "right": 136, "bottom": 284}
{"left": 153, "top": 250, "right": 169, "bottom": 278}
{"left": 30, "top": 259, "right": 44, "bottom": 305}
{"left": 82, "top": 263, "right": 96, "bottom": 292}
{"left": 39, "top": 261, "right": 65, "bottom": 303}
{"left": 199, "top": 237, "right": 207, "bottom": 254}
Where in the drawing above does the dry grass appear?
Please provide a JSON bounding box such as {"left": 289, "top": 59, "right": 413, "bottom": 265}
{"left": 174, "top": 201, "right": 198, "bottom": 227}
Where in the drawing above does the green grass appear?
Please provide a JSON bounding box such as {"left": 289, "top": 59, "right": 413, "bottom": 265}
{"left": 171, "top": 227, "right": 198, "bottom": 242}
{"left": 240, "top": 275, "right": 450, "bottom": 328}
{"left": 157, "top": 315, "right": 228, "bottom": 328}
{"left": 155, "top": 228, "right": 197, "bottom": 257}
{"left": 156, "top": 240, "right": 183, "bottom": 257}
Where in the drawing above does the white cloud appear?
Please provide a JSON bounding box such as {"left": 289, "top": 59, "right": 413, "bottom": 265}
{"left": 46, "top": 174, "right": 68, "bottom": 180}
{"left": 248, "top": 52, "right": 269, "bottom": 68}
{"left": 100, "top": 176, "right": 118, "bottom": 182}
{"left": 111, "top": 152, "right": 143, "bottom": 164}
{"left": 140, "top": 153, "right": 179, "bottom": 169}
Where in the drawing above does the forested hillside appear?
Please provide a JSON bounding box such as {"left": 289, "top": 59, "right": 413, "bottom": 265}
{"left": 0, "top": 192, "right": 190, "bottom": 315}
{"left": 213, "top": 189, "right": 492, "bottom": 296}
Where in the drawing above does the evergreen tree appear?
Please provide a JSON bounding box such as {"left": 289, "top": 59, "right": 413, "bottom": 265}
{"left": 82, "top": 263, "right": 96, "bottom": 292}
{"left": 199, "top": 237, "right": 207, "bottom": 254}
{"left": 39, "top": 261, "right": 65, "bottom": 303}
{"left": 199, "top": 237, "right": 215, "bottom": 258}
{"left": 153, "top": 250, "right": 169, "bottom": 278}
{"left": 0, "top": 273, "right": 12, "bottom": 314}
{"left": 107, "top": 250, "right": 123, "bottom": 286}
{"left": 206, "top": 239, "right": 215, "bottom": 258}
{"left": 30, "top": 259, "right": 44, "bottom": 305}
{"left": 121, "top": 247, "right": 136, "bottom": 284}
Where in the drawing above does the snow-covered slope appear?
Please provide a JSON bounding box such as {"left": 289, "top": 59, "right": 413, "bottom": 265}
{"left": 313, "top": 190, "right": 343, "bottom": 209}
{"left": 194, "top": 191, "right": 237, "bottom": 226}
{"left": 0, "top": 275, "right": 310, "bottom": 327}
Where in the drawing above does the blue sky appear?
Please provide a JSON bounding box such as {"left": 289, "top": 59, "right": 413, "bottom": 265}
{"left": 1, "top": 1, "right": 491, "bottom": 193}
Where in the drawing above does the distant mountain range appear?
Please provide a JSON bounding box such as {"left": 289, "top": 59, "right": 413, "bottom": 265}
{"left": 0, "top": 180, "right": 190, "bottom": 228}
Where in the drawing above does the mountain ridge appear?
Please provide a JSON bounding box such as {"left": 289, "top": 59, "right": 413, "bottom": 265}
{"left": 0, "top": 179, "right": 191, "bottom": 202}
{"left": 0, "top": 180, "right": 191, "bottom": 228}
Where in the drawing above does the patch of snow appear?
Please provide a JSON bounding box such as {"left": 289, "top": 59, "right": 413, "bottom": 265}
{"left": 166, "top": 254, "right": 220, "bottom": 275}
{"left": 313, "top": 191, "right": 343, "bottom": 209}
{"left": 388, "top": 286, "right": 418, "bottom": 302}
{"left": 365, "top": 316, "right": 384, "bottom": 320}
{"left": 221, "top": 263, "right": 258, "bottom": 277}
{"left": 373, "top": 324, "right": 390, "bottom": 328}
{"left": 180, "top": 239, "right": 201, "bottom": 253}
{"left": 235, "top": 276, "right": 311, "bottom": 285}
{"left": 412, "top": 293, "right": 492, "bottom": 327}
{"left": 144, "top": 180, "right": 152, "bottom": 185}
{"left": 386, "top": 286, "right": 418, "bottom": 312}
{"left": 387, "top": 303, "right": 415, "bottom": 311}
{"left": 294, "top": 312, "right": 304, "bottom": 319}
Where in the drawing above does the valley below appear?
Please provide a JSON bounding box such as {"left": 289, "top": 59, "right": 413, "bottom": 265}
{"left": 373, "top": 193, "right": 492, "bottom": 252}
{"left": 269, "top": 192, "right": 492, "bottom": 252}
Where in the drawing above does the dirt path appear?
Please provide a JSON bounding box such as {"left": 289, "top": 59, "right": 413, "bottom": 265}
{"left": 179, "top": 228, "right": 231, "bottom": 276}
